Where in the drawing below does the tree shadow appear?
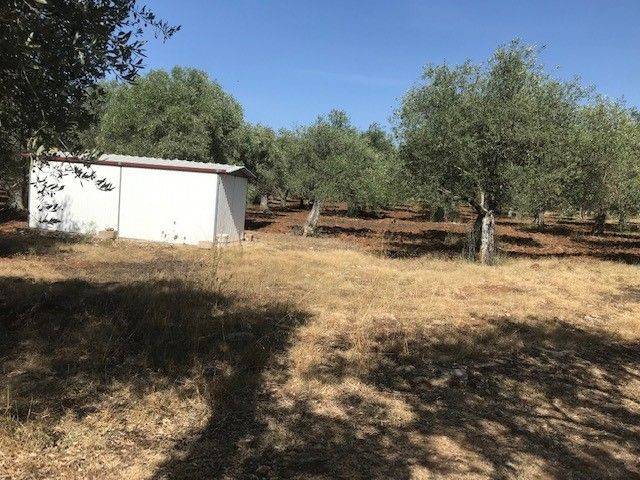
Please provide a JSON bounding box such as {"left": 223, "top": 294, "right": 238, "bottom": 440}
{"left": 508, "top": 249, "right": 640, "bottom": 265}
{"left": 492, "top": 233, "right": 543, "bottom": 248}
{"left": 0, "top": 227, "right": 84, "bottom": 258}
{"left": 168, "top": 316, "right": 640, "bottom": 479}
{"left": 322, "top": 207, "right": 390, "bottom": 220}
{"left": 244, "top": 217, "right": 274, "bottom": 230}
{"left": 1, "top": 274, "right": 310, "bottom": 476}
{"left": 359, "top": 318, "right": 640, "bottom": 478}
{"left": 604, "top": 285, "right": 640, "bottom": 306}
{"left": 592, "top": 251, "right": 640, "bottom": 264}
{"left": 318, "top": 225, "right": 375, "bottom": 238}
{"left": 519, "top": 224, "right": 577, "bottom": 236}
{"left": 573, "top": 235, "right": 640, "bottom": 249}
{"left": 381, "top": 229, "right": 466, "bottom": 259}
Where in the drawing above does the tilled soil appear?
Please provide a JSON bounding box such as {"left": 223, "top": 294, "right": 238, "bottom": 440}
{"left": 246, "top": 203, "right": 640, "bottom": 263}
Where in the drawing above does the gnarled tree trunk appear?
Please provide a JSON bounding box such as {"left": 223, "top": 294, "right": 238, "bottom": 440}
{"left": 478, "top": 210, "right": 496, "bottom": 264}
{"left": 533, "top": 209, "right": 545, "bottom": 229}
{"left": 467, "top": 191, "right": 496, "bottom": 265}
{"left": 3, "top": 163, "right": 29, "bottom": 214}
{"left": 302, "top": 198, "right": 322, "bottom": 236}
{"left": 432, "top": 205, "right": 448, "bottom": 222}
{"left": 259, "top": 194, "right": 271, "bottom": 214}
{"left": 593, "top": 211, "right": 606, "bottom": 235}
{"left": 618, "top": 211, "right": 628, "bottom": 232}
{"left": 280, "top": 190, "right": 288, "bottom": 208}
{"left": 7, "top": 184, "right": 26, "bottom": 212}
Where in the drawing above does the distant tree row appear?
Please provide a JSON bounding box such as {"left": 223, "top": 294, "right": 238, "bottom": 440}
{"left": 3, "top": 3, "right": 639, "bottom": 266}
{"left": 76, "top": 68, "right": 405, "bottom": 237}
{"left": 397, "top": 40, "right": 640, "bottom": 263}
{"left": 83, "top": 48, "right": 640, "bottom": 264}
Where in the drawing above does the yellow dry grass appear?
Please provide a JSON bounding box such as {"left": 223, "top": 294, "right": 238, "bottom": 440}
{"left": 1, "top": 229, "right": 639, "bottom": 479}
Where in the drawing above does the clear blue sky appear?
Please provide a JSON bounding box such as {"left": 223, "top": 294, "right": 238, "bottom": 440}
{"left": 142, "top": 0, "right": 640, "bottom": 131}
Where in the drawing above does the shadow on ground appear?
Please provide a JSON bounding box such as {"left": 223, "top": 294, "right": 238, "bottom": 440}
{"left": 151, "top": 316, "right": 640, "bottom": 479}
{"left": 381, "top": 229, "right": 467, "bottom": 258}
{"left": 3, "top": 225, "right": 640, "bottom": 479}
{"left": 0, "top": 227, "right": 84, "bottom": 258}
{"left": 244, "top": 205, "right": 640, "bottom": 264}
{"left": 0, "top": 274, "right": 310, "bottom": 478}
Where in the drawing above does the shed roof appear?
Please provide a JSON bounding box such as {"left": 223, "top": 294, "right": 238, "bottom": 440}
{"left": 42, "top": 153, "right": 256, "bottom": 179}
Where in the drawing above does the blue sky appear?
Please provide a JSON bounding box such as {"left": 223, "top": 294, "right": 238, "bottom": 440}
{"left": 142, "top": 0, "right": 640, "bottom": 131}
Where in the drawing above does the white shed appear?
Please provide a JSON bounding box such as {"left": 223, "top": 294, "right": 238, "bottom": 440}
{"left": 29, "top": 154, "right": 255, "bottom": 245}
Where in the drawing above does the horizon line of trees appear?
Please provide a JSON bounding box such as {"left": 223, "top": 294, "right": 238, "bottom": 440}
{"left": 2, "top": 3, "right": 639, "bottom": 266}
{"left": 75, "top": 44, "right": 640, "bottom": 264}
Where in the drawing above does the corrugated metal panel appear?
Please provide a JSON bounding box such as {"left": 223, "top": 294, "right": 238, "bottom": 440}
{"left": 29, "top": 160, "right": 120, "bottom": 234}
{"left": 42, "top": 153, "right": 256, "bottom": 179}
{"left": 117, "top": 167, "right": 218, "bottom": 245}
{"left": 215, "top": 175, "right": 247, "bottom": 242}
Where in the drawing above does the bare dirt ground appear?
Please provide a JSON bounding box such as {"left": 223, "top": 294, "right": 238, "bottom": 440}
{"left": 246, "top": 202, "right": 640, "bottom": 263}
{"left": 1, "top": 209, "right": 640, "bottom": 479}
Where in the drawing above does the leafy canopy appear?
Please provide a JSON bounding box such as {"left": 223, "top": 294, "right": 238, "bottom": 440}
{"left": 569, "top": 99, "right": 640, "bottom": 219}
{"left": 0, "top": 0, "right": 178, "bottom": 163}
{"left": 97, "top": 67, "right": 244, "bottom": 163}
{"left": 295, "top": 110, "right": 395, "bottom": 213}
{"left": 398, "top": 40, "right": 582, "bottom": 214}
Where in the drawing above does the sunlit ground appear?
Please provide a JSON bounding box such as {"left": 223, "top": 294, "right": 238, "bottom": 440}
{"left": 1, "top": 221, "right": 639, "bottom": 479}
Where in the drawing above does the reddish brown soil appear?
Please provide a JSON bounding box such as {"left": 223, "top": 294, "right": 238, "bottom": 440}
{"left": 3, "top": 205, "right": 639, "bottom": 264}
{"left": 246, "top": 203, "right": 640, "bottom": 263}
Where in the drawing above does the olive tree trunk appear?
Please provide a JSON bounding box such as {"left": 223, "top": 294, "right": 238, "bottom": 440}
{"left": 533, "top": 209, "right": 545, "bottom": 228}
{"left": 302, "top": 198, "right": 322, "bottom": 236}
{"left": 259, "top": 195, "right": 271, "bottom": 214}
{"left": 618, "top": 211, "right": 628, "bottom": 232}
{"left": 280, "top": 190, "right": 288, "bottom": 208}
{"left": 478, "top": 210, "right": 496, "bottom": 264}
{"left": 593, "top": 211, "right": 606, "bottom": 234}
{"left": 2, "top": 161, "right": 29, "bottom": 214}
{"left": 7, "top": 185, "right": 26, "bottom": 211}
{"left": 467, "top": 192, "right": 496, "bottom": 265}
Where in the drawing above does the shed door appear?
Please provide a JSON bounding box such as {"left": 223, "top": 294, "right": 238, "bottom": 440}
{"left": 215, "top": 175, "right": 247, "bottom": 242}
{"left": 117, "top": 167, "right": 217, "bottom": 244}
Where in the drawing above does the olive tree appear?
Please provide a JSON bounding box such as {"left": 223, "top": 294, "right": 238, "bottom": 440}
{"left": 238, "top": 124, "right": 276, "bottom": 211}
{"left": 97, "top": 67, "right": 244, "bottom": 163}
{"left": 398, "top": 41, "right": 581, "bottom": 264}
{"left": 569, "top": 100, "right": 640, "bottom": 233}
{"left": 0, "top": 0, "right": 177, "bottom": 209}
{"left": 357, "top": 123, "right": 406, "bottom": 215}
{"left": 506, "top": 79, "right": 584, "bottom": 228}
{"left": 295, "top": 110, "right": 383, "bottom": 235}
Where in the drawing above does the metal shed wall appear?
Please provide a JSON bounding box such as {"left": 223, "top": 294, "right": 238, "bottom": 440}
{"left": 117, "top": 166, "right": 218, "bottom": 245}
{"left": 29, "top": 155, "right": 251, "bottom": 246}
{"left": 215, "top": 175, "right": 247, "bottom": 242}
{"left": 29, "top": 161, "right": 120, "bottom": 234}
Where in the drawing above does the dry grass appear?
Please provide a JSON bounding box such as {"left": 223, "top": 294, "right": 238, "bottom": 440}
{"left": 1, "top": 224, "right": 639, "bottom": 479}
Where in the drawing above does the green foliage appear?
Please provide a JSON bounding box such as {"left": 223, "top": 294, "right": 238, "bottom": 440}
{"left": 96, "top": 68, "right": 243, "bottom": 162}
{"left": 361, "top": 124, "right": 407, "bottom": 210}
{"left": 505, "top": 79, "right": 585, "bottom": 219}
{"left": 568, "top": 99, "right": 640, "bottom": 221}
{"left": 4, "top": 7, "right": 639, "bottom": 232}
{"left": 0, "top": 0, "right": 178, "bottom": 167}
{"left": 0, "top": 0, "right": 176, "bottom": 211}
{"left": 238, "top": 125, "right": 278, "bottom": 196}
{"left": 292, "top": 110, "right": 398, "bottom": 215}
{"left": 273, "top": 130, "right": 304, "bottom": 199}
{"left": 398, "top": 41, "right": 583, "bottom": 217}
